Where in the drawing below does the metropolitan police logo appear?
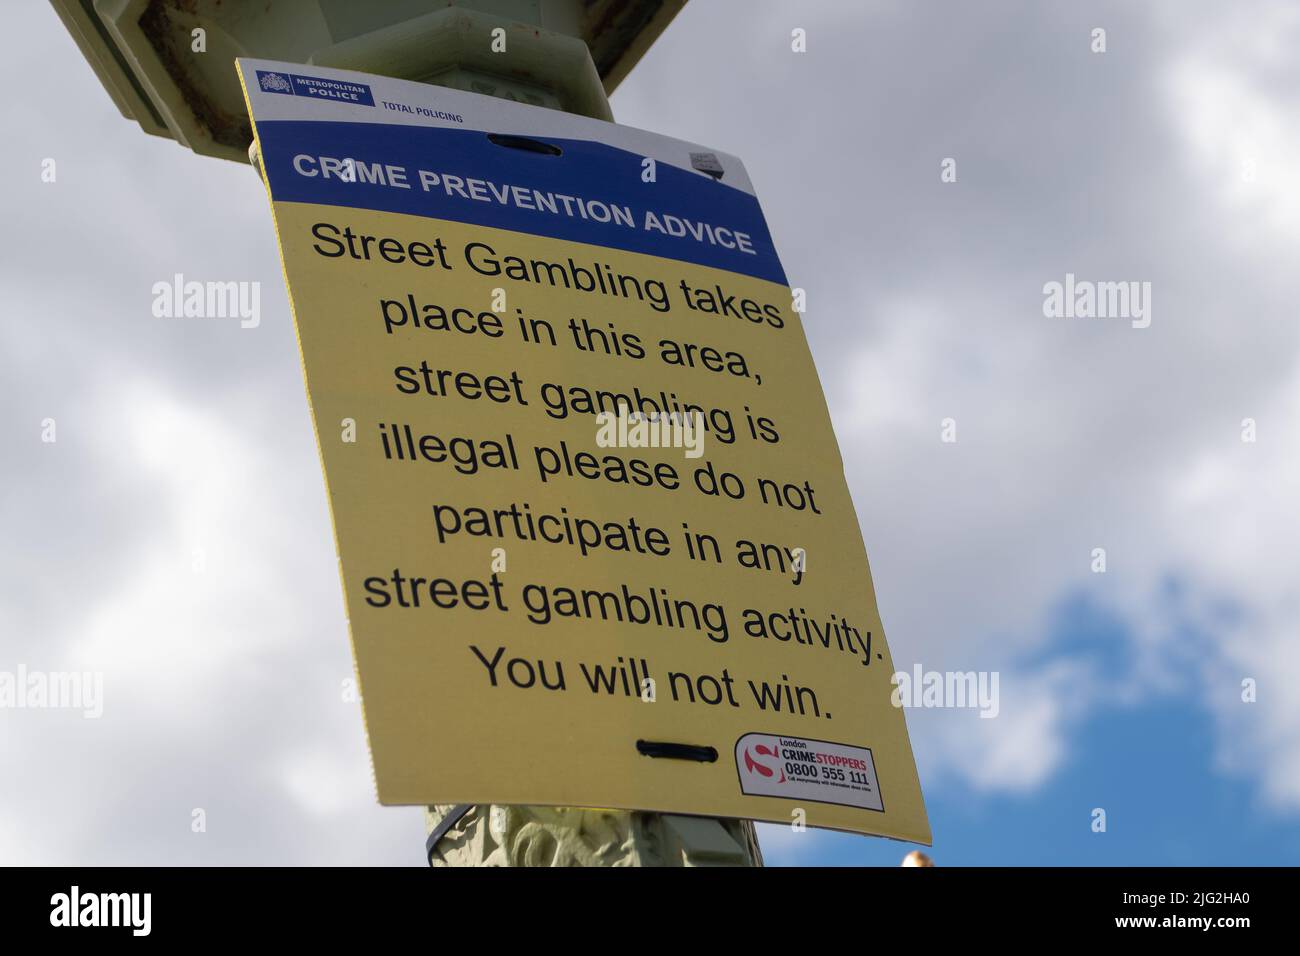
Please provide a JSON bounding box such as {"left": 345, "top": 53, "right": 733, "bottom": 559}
{"left": 258, "top": 71, "right": 292, "bottom": 94}
{"left": 253, "top": 69, "right": 376, "bottom": 106}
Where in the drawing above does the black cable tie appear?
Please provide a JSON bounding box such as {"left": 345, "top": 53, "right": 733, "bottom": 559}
{"left": 425, "top": 803, "right": 474, "bottom": 865}
{"left": 636, "top": 740, "right": 718, "bottom": 762}
{"left": 487, "top": 133, "right": 562, "bottom": 156}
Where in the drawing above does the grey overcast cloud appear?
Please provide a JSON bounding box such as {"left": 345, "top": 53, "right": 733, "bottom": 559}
{"left": 3, "top": 0, "right": 1299, "bottom": 868}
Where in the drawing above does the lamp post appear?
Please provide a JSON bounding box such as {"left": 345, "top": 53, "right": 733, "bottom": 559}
{"left": 51, "top": 0, "right": 762, "bottom": 868}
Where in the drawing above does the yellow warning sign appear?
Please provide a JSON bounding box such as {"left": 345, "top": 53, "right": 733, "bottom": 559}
{"left": 239, "top": 58, "right": 929, "bottom": 842}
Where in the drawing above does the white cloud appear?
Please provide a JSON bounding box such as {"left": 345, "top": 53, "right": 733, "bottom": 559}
{"left": 752, "top": 0, "right": 1300, "bottom": 819}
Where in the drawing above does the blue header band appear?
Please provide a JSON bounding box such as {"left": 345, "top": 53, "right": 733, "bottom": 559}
{"left": 254, "top": 120, "right": 787, "bottom": 285}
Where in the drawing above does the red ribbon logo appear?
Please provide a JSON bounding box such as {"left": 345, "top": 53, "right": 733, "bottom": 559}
{"left": 743, "top": 743, "right": 786, "bottom": 783}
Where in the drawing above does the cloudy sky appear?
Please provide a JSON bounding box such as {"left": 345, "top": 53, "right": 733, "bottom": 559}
{"left": 4, "top": 0, "right": 1300, "bottom": 866}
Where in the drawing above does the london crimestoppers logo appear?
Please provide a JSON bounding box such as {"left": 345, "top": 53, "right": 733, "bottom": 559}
{"left": 734, "top": 733, "right": 884, "bottom": 812}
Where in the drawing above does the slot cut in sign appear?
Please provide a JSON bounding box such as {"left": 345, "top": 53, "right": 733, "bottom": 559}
{"left": 238, "top": 59, "right": 929, "bottom": 843}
